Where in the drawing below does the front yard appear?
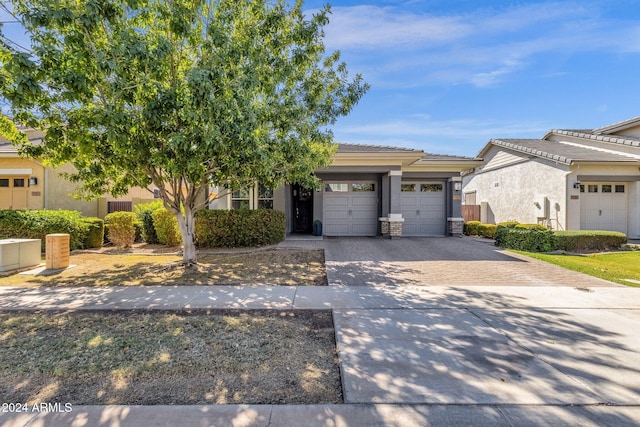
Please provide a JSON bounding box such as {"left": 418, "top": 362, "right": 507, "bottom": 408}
{"left": 0, "top": 248, "right": 327, "bottom": 287}
{"left": 0, "top": 310, "right": 341, "bottom": 405}
{"left": 515, "top": 251, "right": 640, "bottom": 287}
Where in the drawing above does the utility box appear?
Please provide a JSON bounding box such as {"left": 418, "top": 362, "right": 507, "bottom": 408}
{"left": 46, "top": 234, "right": 70, "bottom": 269}
{"left": 0, "top": 239, "right": 41, "bottom": 272}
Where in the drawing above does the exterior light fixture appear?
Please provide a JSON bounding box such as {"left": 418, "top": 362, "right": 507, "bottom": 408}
{"left": 573, "top": 181, "right": 581, "bottom": 189}
{"left": 28, "top": 177, "right": 38, "bottom": 186}
{"left": 454, "top": 182, "right": 462, "bottom": 191}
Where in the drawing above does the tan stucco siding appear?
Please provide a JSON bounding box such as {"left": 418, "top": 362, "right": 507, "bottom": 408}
{"left": 0, "top": 157, "right": 45, "bottom": 209}
{"left": 47, "top": 163, "right": 99, "bottom": 216}
{"left": 463, "top": 150, "right": 570, "bottom": 229}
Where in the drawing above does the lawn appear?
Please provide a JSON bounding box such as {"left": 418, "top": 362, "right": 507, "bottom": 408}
{"left": 515, "top": 251, "right": 640, "bottom": 287}
{"left": 0, "top": 248, "right": 327, "bottom": 287}
{"left": 0, "top": 310, "right": 341, "bottom": 405}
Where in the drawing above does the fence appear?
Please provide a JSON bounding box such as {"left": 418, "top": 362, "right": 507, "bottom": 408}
{"left": 462, "top": 205, "right": 480, "bottom": 222}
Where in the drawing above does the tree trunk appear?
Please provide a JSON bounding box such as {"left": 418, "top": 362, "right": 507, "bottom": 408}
{"left": 175, "top": 206, "right": 198, "bottom": 266}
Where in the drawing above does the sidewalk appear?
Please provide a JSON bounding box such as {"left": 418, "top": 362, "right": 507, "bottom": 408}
{"left": 2, "top": 284, "right": 640, "bottom": 426}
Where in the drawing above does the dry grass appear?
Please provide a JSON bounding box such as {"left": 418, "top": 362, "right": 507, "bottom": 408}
{"left": 0, "top": 310, "right": 341, "bottom": 405}
{"left": 0, "top": 248, "right": 327, "bottom": 287}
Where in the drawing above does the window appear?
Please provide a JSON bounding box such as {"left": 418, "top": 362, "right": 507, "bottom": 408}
{"left": 615, "top": 185, "right": 625, "bottom": 193}
{"left": 579, "top": 184, "right": 585, "bottom": 193}
{"left": 588, "top": 185, "right": 598, "bottom": 193}
{"left": 13, "top": 178, "right": 25, "bottom": 188}
{"left": 421, "top": 183, "right": 443, "bottom": 192}
{"left": 325, "top": 183, "right": 348, "bottom": 192}
{"left": 602, "top": 185, "right": 612, "bottom": 193}
{"left": 0, "top": 179, "right": 8, "bottom": 188}
{"left": 231, "top": 188, "right": 251, "bottom": 209}
{"left": 401, "top": 184, "right": 415, "bottom": 192}
{"left": 352, "top": 183, "right": 375, "bottom": 192}
{"left": 257, "top": 183, "right": 273, "bottom": 209}
{"left": 153, "top": 189, "right": 161, "bottom": 199}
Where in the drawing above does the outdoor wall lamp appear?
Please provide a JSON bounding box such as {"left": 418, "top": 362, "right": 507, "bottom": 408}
{"left": 28, "top": 177, "right": 38, "bottom": 186}
{"left": 454, "top": 182, "right": 462, "bottom": 191}
{"left": 573, "top": 181, "right": 581, "bottom": 189}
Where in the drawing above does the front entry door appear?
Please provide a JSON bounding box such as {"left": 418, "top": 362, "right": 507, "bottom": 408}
{"left": 293, "top": 184, "right": 313, "bottom": 233}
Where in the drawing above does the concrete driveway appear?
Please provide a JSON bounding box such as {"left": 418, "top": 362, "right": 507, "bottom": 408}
{"left": 323, "top": 236, "right": 618, "bottom": 287}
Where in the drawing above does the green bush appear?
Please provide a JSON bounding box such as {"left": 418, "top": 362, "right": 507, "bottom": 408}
{"left": 463, "top": 221, "right": 481, "bottom": 236}
{"left": 135, "top": 201, "right": 163, "bottom": 244}
{"left": 495, "top": 227, "right": 558, "bottom": 252}
{"left": 0, "top": 209, "right": 88, "bottom": 251}
{"left": 496, "top": 221, "right": 519, "bottom": 230}
{"left": 152, "top": 208, "right": 182, "bottom": 246}
{"left": 195, "top": 209, "right": 285, "bottom": 248}
{"left": 81, "top": 217, "right": 104, "bottom": 249}
{"left": 104, "top": 211, "right": 137, "bottom": 248}
{"left": 516, "top": 223, "right": 548, "bottom": 231}
{"left": 477, "top": 223, "right": 497, "bottom": 239}
{"left": 554, "top": 230, "right": 627, "bottom": 252}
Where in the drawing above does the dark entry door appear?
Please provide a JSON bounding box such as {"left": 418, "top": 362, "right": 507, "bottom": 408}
{"left": 293, "top": 184, "right": 313, "bottom": 233}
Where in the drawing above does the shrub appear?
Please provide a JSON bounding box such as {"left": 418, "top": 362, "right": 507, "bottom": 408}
{"left": 516, "top": 223, "right": 548, "bottom": 231}
{"left": 135, "top": 201, "right": 163, "bottom": 244}
{"left": 496, "top": 221, "right": 519, "bottom": 231}
{"left": 477, "top": 223, "right": 497, "bottom": 239}
{"left": 0, "top": 209, "right": 88, "bottom": 251}
{"left": 463, "top": 221, "right": 481, "bottom": 236}
{"left": 554, "top": 230, "right": 627, "bottom": 252}
{"left": 495, "top": 227, "right": 558, "bottom": 252}
{"left": 195, "top": 209, "right": 285, "bottom": 248}
{"left": 104, "top": 211, "right": 137, "bottom": 248}
{"left": 152, "top": 208, "right": 182, "bottom": 246}
{"left": 81, "top": 217, "right": 104, "bottom": 249}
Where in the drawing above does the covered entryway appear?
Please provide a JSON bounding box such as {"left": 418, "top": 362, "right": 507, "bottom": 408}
{"left": 400, "top": 181, "right": 446, "bottom": 236}
{"left": 323, "top": 181, "right": 378, "bottom": 236}
{"left": 0, "top": 176, "right": 28, "bottom": 209}
{"left": 580, "top": 182, "right": 628, "bottom": 234}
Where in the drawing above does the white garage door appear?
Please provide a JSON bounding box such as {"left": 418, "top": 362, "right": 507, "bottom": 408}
{"left": 400, "top": 181, "right": 446, "bottom": 236}
{"left": 323, "top": 182, "right": 378, "bottom": 236}
{"left": 580, "top": 182, "right": 628, "bottom": 234}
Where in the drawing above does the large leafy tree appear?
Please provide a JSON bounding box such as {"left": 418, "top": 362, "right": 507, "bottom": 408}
{"left": 0, "top": 0, "right": 368, "bottom": 265}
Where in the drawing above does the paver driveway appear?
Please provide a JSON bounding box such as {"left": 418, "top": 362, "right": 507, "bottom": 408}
{"left": 323, "top": 236, "right": 617, "bottom": 287}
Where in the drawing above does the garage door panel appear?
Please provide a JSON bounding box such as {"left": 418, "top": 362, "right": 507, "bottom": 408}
{"left": 401, "top": 181, "right": 446, "bottom": 236}
{"left": 325, "top": 197, "right": 349, "bottom": 207}
{"left": 352, "top": 196, "right": 377, "bottom": 207}
{"left": 323, "top": 181, "right": 378, "bottom": 236}
{"left": 580, "top": 182, "right": 628, "bottom": 234}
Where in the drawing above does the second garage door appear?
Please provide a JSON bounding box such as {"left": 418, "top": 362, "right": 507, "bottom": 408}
{"left": 323, "top": 182, "right": 378, "bottom": 236}
{"left": 400, "top": 181, "right": 446, "bottom": 236}
{"left": 580, "top": 182, "right": 628, "bottom": 234}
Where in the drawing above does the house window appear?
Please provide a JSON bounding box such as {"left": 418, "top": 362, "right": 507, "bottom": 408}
{"left": 325, "top": 183, "right": 348, "bottom": 192}
{"left": 13, "top": 178, "right": 25, "bottom": 188}
{"left": 602, "top": 185, "right": 612, "bottom": 193}
{"left": 0, "top": 179, "right": 8, "bottom": 188}
{"left": 615, "top": 185, "right": 625, "bottom": 193}
{"left": 579, "top": 185, "right": 584, "bottom": 193}
{"left": 352, "top": 183, "right": 375, "bottom": 192}
{"left": 257, "top": 183, "right": 273, "bottom": 209}
{"left": 153, "top": 189, "right": 161, "bottom": 199}
{"left": 401, "top": 184, "right": 415, "bottom": 192}
{"left": 421, "top": 183, "right": 443, "bottom": 192}
{"left": 587, "top": 185, "right": 598, "bottom": 193}
{"left": 231, "top": 188, "right": 251, "bottom": 209}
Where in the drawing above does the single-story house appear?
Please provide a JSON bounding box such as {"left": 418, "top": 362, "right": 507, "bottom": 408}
{"left": 462, "top": 116, "right": 640, "bottom": 239}
{"left": 2, "top": 127, "right": 483, "bottom": 237}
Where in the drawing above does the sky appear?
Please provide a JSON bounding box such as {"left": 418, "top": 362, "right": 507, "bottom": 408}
{"left": 2, "top": 1, "right": 640, "bottom": 157}
{"left": 302, "top": 0, "right": 640, "bottom": 157}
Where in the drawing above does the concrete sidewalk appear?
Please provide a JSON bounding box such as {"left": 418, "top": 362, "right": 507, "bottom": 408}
{"left": 2, "top": 284, "right": 640, "bottom": 426}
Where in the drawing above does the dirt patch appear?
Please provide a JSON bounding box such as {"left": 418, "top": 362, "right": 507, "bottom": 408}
{"left": 0, "top": 248, "right": 327, "bottom": 287}
{"left": 0, "top": 310, "right": 342, "bottom": 405}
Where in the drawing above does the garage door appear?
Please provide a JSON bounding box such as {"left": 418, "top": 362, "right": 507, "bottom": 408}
{"left": 400, "top": 181, "right": 446, "bottom": 236}
{"left": 323, "top": 182, "right": 378, "bottom": 236}
{"left": 0, "top": 176, "right": 28, "bottom": 210}
{"left": 580, "top": 182, "right": 628, "bottom": 234}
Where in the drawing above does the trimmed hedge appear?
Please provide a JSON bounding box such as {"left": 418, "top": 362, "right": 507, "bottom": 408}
{"left": 464, "top": 221, "right": 496, "bottom": 238}
{"left": 496, "top": 221, "right": 519, "bottom": 230}
{"left": 463, "top": 221, "right": 481, "bottom": 236}
{"left": 0, "top": 209, "right": 88, "bottom": 251}
{"left": 195, "top": 209, "right": 285, "bottom": 248}
{"left": 555, "top": 230, "right": 627, "bottom": 252}
{"left": 135, "top": 201, "right": 163, "bottom": 244}
{"left": 104, "top": 211, "right": 137, "bottom": 248}
{"left": 477, "top": 223, "right": 497, "bottom": 239}
{"left": 81, "top": 217, "right": 104, "bottom": 249}
{"left": 152, "top": 208, "right": 182, "bottom": 246}
{"left": 495, "top": 227, "right": 557, "bottom": 252}
{"left": 516, "top": 223, "right": 547, "bottom": 231}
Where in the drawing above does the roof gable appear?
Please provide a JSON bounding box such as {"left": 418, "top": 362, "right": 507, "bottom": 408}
{"left": 593, "top": 116, "right": 640, "bottom": 136}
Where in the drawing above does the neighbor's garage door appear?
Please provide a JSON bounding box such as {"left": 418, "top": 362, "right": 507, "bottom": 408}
{"left": 0, "top": 176, "right": 28, "bottom": 210}
{"left": 580, "top": 182, "right": 628, "bottom": 234}
{"left": 323, "top": 182, "right": 378, "bottom": 236}
{"left": 400, "top": 181, "right": 446, "bottom": 236}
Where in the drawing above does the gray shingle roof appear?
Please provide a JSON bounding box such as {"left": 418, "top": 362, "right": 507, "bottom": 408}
{"left": 421, "top": 153, "right": 482, "bottom": 161}
{"left": 552, "top": 129, "right": 640, "bottom": 147}
{"left": 337, "top": 143, "right": 421, "bottom": 153}
{"left": 592, "top": 116, "right": 640, "bottom": 135}
{"left": 491, "top": 138, "right": 638, "bottom": 164}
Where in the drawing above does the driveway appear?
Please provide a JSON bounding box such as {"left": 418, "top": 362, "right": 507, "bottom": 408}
{"left": 323, "top": 236, "right": 619, "bottom": 287}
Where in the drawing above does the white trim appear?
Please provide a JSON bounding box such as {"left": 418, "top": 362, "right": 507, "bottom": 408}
{"left": 388, "top": 170, "right": 403, "bottom": 176}
{"left": 0, "top": 168, "right": 32, "bottom": 175}
{"left": 447, "top": 217, "right": 465, "bottom": 221}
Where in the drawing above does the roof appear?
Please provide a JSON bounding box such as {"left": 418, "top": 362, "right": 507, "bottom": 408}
{"left": 487, "top": 138, "right": 638, "bottom": 165}
{"left": 337, "top": 143, "right": 421, "bottom": 153}
{"left": 420, "top": 153, "right": 482, "bottom": 161}
{"left": 593, "top": 116, "right": 640, "bottom": 135}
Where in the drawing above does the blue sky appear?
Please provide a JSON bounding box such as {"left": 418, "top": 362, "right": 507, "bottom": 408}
{"left": 304, "top": 0, "right": 640, "bottom": 156}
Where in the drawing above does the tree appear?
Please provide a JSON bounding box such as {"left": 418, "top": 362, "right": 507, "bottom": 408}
{"left": 0, "top": 0, "right": 368, "bottom": 265}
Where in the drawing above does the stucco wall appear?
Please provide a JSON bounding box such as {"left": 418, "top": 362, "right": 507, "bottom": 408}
{"left": 0, "top": 157, "right": 45, "bottom": 209}
{"left": 46, "top": 164, "right": 100, "bottom": 216}
{"left": 463, "top": 147, "right": 570, "bottom": 228}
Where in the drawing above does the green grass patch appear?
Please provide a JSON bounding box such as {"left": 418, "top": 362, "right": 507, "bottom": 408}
{"left": 514, "top": 251, "right": 640, "bottom": 287}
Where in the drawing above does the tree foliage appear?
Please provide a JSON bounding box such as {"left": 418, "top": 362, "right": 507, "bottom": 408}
{"left": 0, "top": 0, "right": 368, "bottom": 264}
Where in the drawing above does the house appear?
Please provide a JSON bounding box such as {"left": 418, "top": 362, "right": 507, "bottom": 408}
{"left": 462, "top": 117, "right": 640, "bottom": 239}
{"left": 211, "top": 143, "right": 482, "bottom": 237}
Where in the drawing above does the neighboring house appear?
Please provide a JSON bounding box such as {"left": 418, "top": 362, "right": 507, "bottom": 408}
{"left": 463, "top": 117, "right": 640, "bottom": 239}
{"left": 212, "top": 143, "right": 482, "bottom": 237}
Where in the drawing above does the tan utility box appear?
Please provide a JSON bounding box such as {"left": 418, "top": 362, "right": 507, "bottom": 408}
{"left": 46, "top": 234, "right": 70, "bottom": 269}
